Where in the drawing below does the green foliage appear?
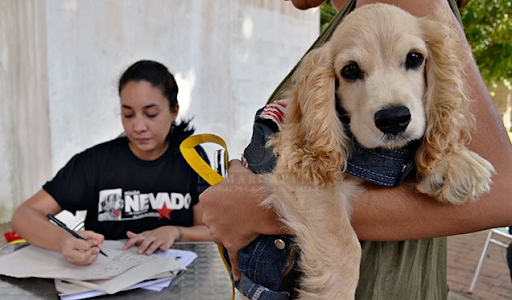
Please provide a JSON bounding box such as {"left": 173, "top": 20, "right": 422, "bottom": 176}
{"left": 461, "top": 0, "right": 512, "bottom": 89}
{"left": 320, "top": 1, "right": 337, "bottom": 32}
{"left": 320, "top": 1, "right": 512, "bottom": 89}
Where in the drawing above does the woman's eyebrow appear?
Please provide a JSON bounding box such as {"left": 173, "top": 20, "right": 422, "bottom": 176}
{"left": 121, "top": 104, "right": 158, "bottom": 109}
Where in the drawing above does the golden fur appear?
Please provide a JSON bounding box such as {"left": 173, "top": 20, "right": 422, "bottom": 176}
{"left": 261, "top": 4, "right": 495, "bottom": 299}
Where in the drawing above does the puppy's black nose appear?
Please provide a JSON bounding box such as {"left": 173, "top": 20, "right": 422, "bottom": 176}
{"left": 374, "top": 106, "right": 411, "bottom": 135}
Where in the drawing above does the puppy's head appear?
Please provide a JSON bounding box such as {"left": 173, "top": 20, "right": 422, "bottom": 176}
{"left": 334, "top": 4, "right": 472, "bottom": 174}
{"left": 274, "top": 4, "right": 471, "bottom": 186}
{"left": 332, "top": 4, "right": 428, "bottom": 150}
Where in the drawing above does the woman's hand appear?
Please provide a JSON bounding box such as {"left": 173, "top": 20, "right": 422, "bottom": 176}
{"left": 123, "top": 226, "right": 180, "bottom": 255}
{"left": 59, "top": 230, "right": 105, "bottom": 266}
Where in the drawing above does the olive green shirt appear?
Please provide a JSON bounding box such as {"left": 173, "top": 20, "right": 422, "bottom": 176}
{"left": 357, "top": 238, "right": 448, "bottom": 300}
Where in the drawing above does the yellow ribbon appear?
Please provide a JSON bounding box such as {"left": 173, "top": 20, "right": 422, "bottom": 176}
{"left": 180, "top": 134, "right": 228, "bottom": 186}
{"left": 179, "top": 134, "right": 235, "bottom": 299}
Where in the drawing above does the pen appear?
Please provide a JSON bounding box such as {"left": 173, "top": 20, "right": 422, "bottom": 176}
{"left": 46, "top": 213, "right": 108, "bottom": 257}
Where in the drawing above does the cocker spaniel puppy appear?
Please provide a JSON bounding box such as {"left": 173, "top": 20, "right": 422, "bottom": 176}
{"left": 264, "top": 4, "right": 495, "bottom": 299}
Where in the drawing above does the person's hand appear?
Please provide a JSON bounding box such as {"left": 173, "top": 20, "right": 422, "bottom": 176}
{"left": 289, "top": 0, "right": 327, "bottom": 10}
{"left": 58, "top": 230, "right": 104, "bottom": 266}
{"left": 123, "top": 226, "right": 180, "bottom": 255}
{"left": 199, "top": 159, "right": 280, "bottom": 280}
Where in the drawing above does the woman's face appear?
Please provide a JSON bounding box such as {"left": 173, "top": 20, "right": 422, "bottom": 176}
{"left": 120, "top": 80, "right": 178, "bottom": 160}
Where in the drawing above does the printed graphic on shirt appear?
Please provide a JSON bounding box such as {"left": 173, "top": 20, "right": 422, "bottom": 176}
{"left": 98, "top": 188, "right": 191, "bottom": 221}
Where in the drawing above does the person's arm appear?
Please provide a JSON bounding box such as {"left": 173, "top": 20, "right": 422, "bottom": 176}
{"left": 348, "top": 0, "right": 512, "bottom": 240}
{"left": 200, "top": 160, "right": 288, "bottom": 245}
{"left": 199, "top": 159, "right": 290, "bottom": 280}
{"left": 123, "top": 204, "right": 213, "bottom": 255}
{"left": 11, "top": 189, "right": 105, "bottom": 265}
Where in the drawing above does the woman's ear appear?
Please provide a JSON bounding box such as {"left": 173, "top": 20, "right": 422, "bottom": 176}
{"left": 172, "top": 103, "right": 180, "bottom": 116}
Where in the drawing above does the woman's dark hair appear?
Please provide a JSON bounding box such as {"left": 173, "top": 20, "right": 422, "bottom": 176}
{"left": 118, "top": 60, "right": 194, "bottom": 140}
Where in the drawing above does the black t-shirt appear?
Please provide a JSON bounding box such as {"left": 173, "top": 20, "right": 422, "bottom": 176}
{"left": 43, "top": 136, "right": 209, "bottom": 240}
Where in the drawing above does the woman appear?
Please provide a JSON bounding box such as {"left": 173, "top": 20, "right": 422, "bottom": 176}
{"left": 12, "top": 60, "right": 212, "bottom": 266}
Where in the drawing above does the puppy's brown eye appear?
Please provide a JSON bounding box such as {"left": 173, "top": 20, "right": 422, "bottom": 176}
{"left": 405, "top": 52, "right": 424, "bottom": 70}
{"left": 341, "top": 63, "right": 363, "bottom": 81}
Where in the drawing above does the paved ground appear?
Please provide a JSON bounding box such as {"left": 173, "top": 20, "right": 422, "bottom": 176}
{"left": 448, "top": 230, "right": 512, "bottom": 300}
{"left": 1, "top": 222, "right": 511, "bottom": 299}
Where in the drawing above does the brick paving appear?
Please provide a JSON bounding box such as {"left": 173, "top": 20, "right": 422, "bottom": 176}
{"left": 448, "top": 230, "right": 512, "bottom": 300}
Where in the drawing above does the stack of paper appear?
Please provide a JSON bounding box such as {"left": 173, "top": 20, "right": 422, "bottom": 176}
{"left": 0, "top": 240, "right": 197, "bottom": 299}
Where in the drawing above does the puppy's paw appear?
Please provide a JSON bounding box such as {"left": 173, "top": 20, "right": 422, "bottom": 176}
{"left": 417, "top": 150, "right": 495, "bottom": 205}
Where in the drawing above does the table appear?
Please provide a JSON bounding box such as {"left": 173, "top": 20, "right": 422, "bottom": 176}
{"left": 0, "top": 223, "right": 233, "bottom": 300}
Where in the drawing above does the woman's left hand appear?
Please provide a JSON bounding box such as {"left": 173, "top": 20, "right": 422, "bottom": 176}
{"left": 123, "top": 226, "right": 180, "bottom": 255}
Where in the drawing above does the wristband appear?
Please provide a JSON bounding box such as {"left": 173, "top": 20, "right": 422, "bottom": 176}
{"left": 176, "top": 226, "right": 184, "bottom": 242}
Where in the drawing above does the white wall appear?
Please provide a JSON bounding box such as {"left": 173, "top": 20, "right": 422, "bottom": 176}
{"left": 0, "top": 0, "right": 319, "bottom": 223}
{"left": 0, "top": 0, "right": 53, "bottom": 223}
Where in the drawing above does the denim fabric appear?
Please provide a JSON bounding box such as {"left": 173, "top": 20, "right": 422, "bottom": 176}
{"left": 244, "top": 111, "right": 418, "bottom": 186}
{"left": 236, "top": 274, "right": 291, "bottom": 300}
{"left": 344, "top": 127, "right": 419, "bottom": 187}
{"left": 236, "top": 108, "right": 418, "bottom": 299}
{"left": 244, "top": 108, "right": 278, "bottom": 175}
{"left": 226, "top": 235, "right": 296, "bottom": 300}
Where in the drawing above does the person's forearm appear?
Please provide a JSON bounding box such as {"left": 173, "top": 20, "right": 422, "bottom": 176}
{"left": 351, "top": 165, "right": 512, "bottom": 242}
{"left": 179, "top": 225, "right": 214, "bottom": 242}
{"left": 11, "top": 205, "right": 68, "bottom": 252}
{"left": 356, "top": 0, "right": 438, "bottom": 16}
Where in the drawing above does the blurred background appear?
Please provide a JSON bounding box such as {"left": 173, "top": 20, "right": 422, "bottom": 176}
{"left": 0, "top": 0, "right": 510, "bottom": 225}
{"left": 0, "top": 0, "right": 319, "bottom": 223}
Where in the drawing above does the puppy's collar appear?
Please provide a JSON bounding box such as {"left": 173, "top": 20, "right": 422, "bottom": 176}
{"left": 244, "top": 105, "right": 418, "bottom": 187}
{"left": 345, "top": 129, "right": 419, "bottom": 187}
{"left": 336, "top": 102, "right": 418, "bottom": 187}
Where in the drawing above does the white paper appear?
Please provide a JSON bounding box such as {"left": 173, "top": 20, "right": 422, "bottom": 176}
{"left": 158, "top": 248, "right": 198, "bottom": 266}
{"left": 64, "top": 256, "right": 182, "bottom": 294}
{"left": 57, "top": 277, "right": 173, "bottom": 300}
{"left": 0, "top": 240, "right": 161, "bottom": 280}
{"left": 55, "top": 247, "right": 198, "bottom": 299}
{"left": 56, "top": 274, "right": 174, "bottom": 298}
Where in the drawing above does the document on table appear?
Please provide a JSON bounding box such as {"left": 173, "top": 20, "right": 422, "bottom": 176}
{"left": 0, "top": 241, "right": 185, "bottom": 290}
{"left": 56, "top": 275, "right": 174, "bottom": 300}
{"left": 55, "top": 248, "right": 198, "bottom": 300}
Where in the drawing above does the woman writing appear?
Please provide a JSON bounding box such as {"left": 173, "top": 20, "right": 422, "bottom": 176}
{"left": 12, "top": 60, "right": 212, "bottom": 266}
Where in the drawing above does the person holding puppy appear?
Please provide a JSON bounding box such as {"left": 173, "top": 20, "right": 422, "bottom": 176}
{"left": 199, "top": 0, "right": 512, "bottom": 299}
{"left": 12, "top": 60, "right": 212, "bottom": 266}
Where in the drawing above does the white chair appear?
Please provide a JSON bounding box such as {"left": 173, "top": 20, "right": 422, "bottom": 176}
{"left": 469, "top": 227, "right": 512, "bottom": 293}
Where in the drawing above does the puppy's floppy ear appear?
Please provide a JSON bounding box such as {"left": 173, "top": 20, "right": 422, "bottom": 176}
{"left": 415, "top": 9, "right": 472, "bottom": 177}
{"left": 271, "top": 46, "right": 349, "bottom": 187}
